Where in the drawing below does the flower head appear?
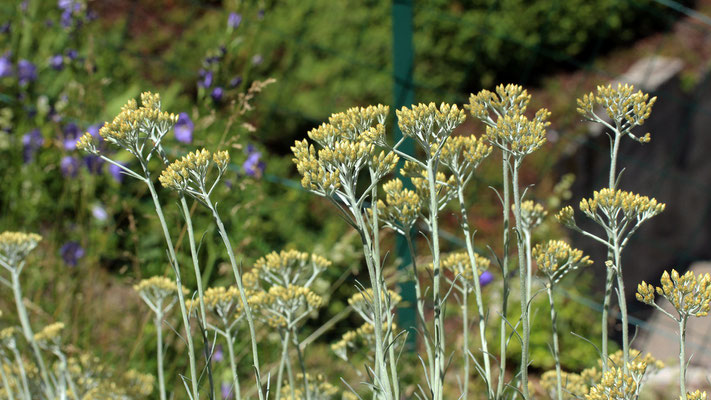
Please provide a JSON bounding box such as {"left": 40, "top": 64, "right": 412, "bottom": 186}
{"left": 467, "top": 84, "right": 531, "bottom": 123}
{"left": 62, "top": 122, "right": 82, "bottom": 150}
{"left": 174, "top": 112, "right": 193, "bottom": 143}
{"left": 0, "top": 231, "right": 42, "bottom": 266}
{"left": 243, "top": 144, "right": 265, "bottom": 177}
{"left": 159, "top": 149, "right": 230, "bottom": 199}
{"left": 0, "top": 54, "right": 12, "bottom": 78}
{"left": 376, "top": 178, "right": 422, "bottom": 233}
{"left": 533, "top": 240, "right": 592, "bottom": 284}
{"left": 22, "top": 129, "right": 44, "bottom": 162}
{"left": 134, "top": 276, "right": 188, "bottom": 313}
{"left": 227, "top": 12, "right": 242, "bottom": 29}
{"left": 438, "top": 134, "right": 492, "bottom": 183}
{"left": 60, "top": 155, "right": 80, "bottom": 177}
{"left": 60, "top": 241, "right": 84, "bottom": 266}
{"left": 34, "top": 322, "right": 64, "bottom": 349}
{"left": 50, "top": 54, "right": 64, "bottom": 70}
{"left": 17, "top": 59, "right": 36, "bottom": 85}
{"left": 348, "top": 288, "right": 401, "bottom": 324}
{"left": 251, "top": 249, "right": 330, "bottom": 288}
{"left": 250, "top": 285, "right": 323, "bottom": 329}
{"left": 396, "top": 102, "right": 465, "bottom": 150}
{"left": 636, "top": 269, "right": 711, "bottom": 319}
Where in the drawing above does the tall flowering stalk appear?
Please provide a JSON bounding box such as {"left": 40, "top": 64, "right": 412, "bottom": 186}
{"left": 637, "top": 269, "right": 711, "bottom": 400}
{"left": 469, "top": 85, "right": 550, "bottom": 398}
{"left": 135, "top": 277, "right": 188, "bottom": 400}
{"left": 0, "top": 232, "right": 54, "bottom": 399}
{"left": 573, "top": 84, "right": 656, "bottom": 372}
{"left": 292, "top": 105, "right": 399, "bottom": 399}
{"left": 533, "top": 240, "right": 593, "bottom": 400}
{"left": 76, "top": 93, "right": 206, "bottom": 399}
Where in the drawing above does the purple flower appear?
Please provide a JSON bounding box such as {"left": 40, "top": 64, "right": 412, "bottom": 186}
{"left": 174, "top": 113, "right": 194, "bottom": 143}
{"left": 109, "top": 162, "right": 126, "bottom": 183}
{"left": 229, "top": 76, "right": 242, "bottom": 88}
{"left": 22, "top": 129, "right": 43, "bottom": 162}
{"left": 0, "top": 23, "right": 10, "bottom": 35}
{"left": 87, "top": 122, "right": 104, "bottom": 143}
{"left": 17, "top": 59, "right": 36, "bottom": 85}
{"left": 227, "top": 12, "right": 242, "bottom": 29}
{"left": 221, "top": 382, "right": 233, "bottom": 399}
{"left": 50, "top": 54, "right": 64, "bottom": 70}
{"left": 251, "top": 54, "right": 263, "bottom": 66}
{"left": 83, "top": 155, "right": 104, "bottom": 174}
{"left": 66, "top": 49, "right": 78, "bottom": 60}
{"left": 243, "top": 144, "right": 265, "bottom": 177}
{"left": 62, "top": 122, "right": 81, "bottom": 150}
{"left": 0, "top": 55, "right": 12, "bottom": 78}
{"left": 212, "top": 345, "right": 223, "bottom": 363}
{"left": 198, "top": 69, "right": 213, "bottom": 89}
{"left": 58, "top": 0, "right": 82, "bottom": 28}
{"left": 91, "top": 204, "right": 108, "bottom": 221}
{"left": 60, "top": 156, "right": 80, "bottom": 177}
{"left": 258, "top": 9, "right": 265, "bottom": 19}
{"left": 211, "top": 87, "right": 224, "bottom": 102}
{"left": 479, "top": 271, "right": 494, "bottom": 287}
{"left": 60, "top": 241, "right": 84, "bottom": 266}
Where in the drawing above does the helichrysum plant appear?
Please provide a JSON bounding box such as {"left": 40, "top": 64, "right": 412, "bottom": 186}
{"left": 636, "top": 269, "right": 711, "bottom": 400}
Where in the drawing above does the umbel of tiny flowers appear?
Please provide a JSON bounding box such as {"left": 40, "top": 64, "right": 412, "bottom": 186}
{"left": 0, "top": 326, "right": 32, "bottom": 399}
{"left": 0, "top": 232, "right": 55, "bottom": 398}
{"left": 376, "top": 178, "right": 422, "bottom": 235}
{"left": 583, "top": 352, "right": 663, "bottom": 400}
{"left": 250, "top": 250, "right": 331, "bottom": 289}
{"left": 34, "top": 322, "right": 79, "bottom": 398}
{"left": 292, "top": 105, "right": 400, "bottom": 399}
{"left": 533, "top": 240, "right": 592, "bottom": 400}
{"left": 636, "top": 269, "right": 711, "bottom": 400}
{"left": 556, "top": 188, "right": 665, "bottom": 373}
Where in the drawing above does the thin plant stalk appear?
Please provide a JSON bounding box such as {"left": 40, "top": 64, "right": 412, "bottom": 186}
{"left": 204, "top": 196, "right": 264, "bottom": 400}
{"left": 612, "top": 244, "right": 630, "bottom": 373}
{"left": 511, "top": 158, "right": 530, "bottom": 399}
{"left": 0, "top": 359, "right": 16, "bottom": 400}
{"left": 461, "top": 288, "right": 470, "bottom": 400}
{"left": 10, "top": 346, "right": 30, "bottom": 400}
{"left": 405, "top": 233, "right": 435, "bottom": 375}
{"left": 155, "top": 307, "right": 167, "bottom": 400}
{"left": 224, "top": 329, "right": 242, "bottom": 400}
{"left": 426, "top": 159, "right": 445, "bottom": 400}
{"left": 496, "top": 152, "right": 512, "bottom": 399}
{"left": 679, "top": 316, "right": 688, "bottom": 400}
{"left": 275, "top": 330, "right": 291, "bottom": 400}
{"left": 11, "top": 269, "right": 54, "bottom": 399}
{"left": 456, "top": 184, "right": 492, "bottom": 398}
{"left": 546, "top": 284, "right": 563, "bottom": 400}
{"left": 292, "top": 329, "right": 311, "bottom": 400}
{"left": 141, "top": 165, "right": 200, "bottom": 400}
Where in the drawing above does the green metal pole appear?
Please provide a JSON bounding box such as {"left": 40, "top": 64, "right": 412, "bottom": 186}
{"left": 392, "top": 0, "right": 417, "bottom": 350}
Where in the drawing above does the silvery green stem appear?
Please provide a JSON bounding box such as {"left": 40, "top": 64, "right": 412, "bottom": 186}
{"left": 546, "top": 285, "right": 563, "bottom": 400}
{"left": 456, "top": 185, "right": 492, "bottom": 398}
{"left": 291, "top": 329, "right": 311, "bottom": 400}
{"left": 344, "top": 185, "right": 391, "bottom": 400}
{"left": 524, "top": 230, "right": 532, "bottom": 314}
{"left": 601, "top": 268, "right": 614, "bottom": 373}
{"left": 496, "top": 153, "right": 512, "bottom": 399}
{"left": 179, "top": 198, "right": 209, "bottom": 346}
{"left": 286, "top": 337, "right": 297, "bottom": 400}
{"left": 275, "top": 330, "right": 291, "bottom": 400}
{"left": 155, "top": 308, "right": 167, "bottom": 400}
{"left": 0, "top": 358, "right": 16, "bottom": 400}
{"left": 405, "top": 233, "right": 435, "bottom": 376}
{"left": 613, "top": 243, "right": 630, "bottom": 374}
{"left": 10, "top": 346, "right": 30, "bottom": 400}
{"left": 56, "top": 351, "right": 79, "bottom": 399}
{"left": 511, "top": 158, "right": 530, "bottom": 399}
{"left": 205, "top": 197, "right": 265, "bottom": 400}
{"left": 679, "top": 316, "right": 688, "bottom": 400}
{"left": 426, "top": 159, "right": 445, "bottom": 400}
{"left": 11, "top": 270, "right": 53, "bottom": 399}
{"left": 224, "top": 329, "right": 242, "bottom": 400}
{"left": 141, "top": 168, "right": 200, "bottom": 400}
{"left": 461, "top": 289, "right": 471, "bottom": 400}
{"left": 609, "top": 131, "right": 622, "bottom": 189}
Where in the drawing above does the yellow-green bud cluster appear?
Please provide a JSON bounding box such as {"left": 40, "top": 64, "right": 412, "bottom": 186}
{"left": 533, "top": 240, "right": 592, "bottom": 284}
{"left": 483, "top": 109, "right": 550, "bottom": 157}
{"left": 252, "top": 250, "right": 331, "bottom": 288}
{"left": 396, "top": 102, "right": 465, "bottom": 149}
{"left": 159, "top": 149, "right": 230, "bottom": 198}
{"left": 85, "top": 92, "right": 179, "bottom": 155}
{"left": 279, "top": 373, "right": 339, "bottom": 400}
{"left": 0, "top": 327, "right": 16, "bottom": 348}
{"left": 192, "top": 286, "right": 245, "bottom": 324}
{"left": 134, "top": 276, "right": 187, "bottom": 304}
{"left": 376, "top": 178, "right": 422, "bottom": 232}
{"left": 584, "top": 367, "right": 638, "bottom": 400}
{"left": 541, "top": 370, "right": 589, "bottom": 399}
{"left": 348, "top": 288, "right": 401, "bottom": 324}
{"left": 250, "top": 285, "right": 323, "bottom": 329}
{"left": 0, "top": 231, "right": 42, "bottom": 266}
{"left": 34, "top": 322, "right": 64, "bottom": 346}
{"left": 466, "top": 84, "right": 531, "bottom": 123}
{"left": 580, "top": 188, "right": 665, "bottom": 220}
{"left": 636, "top": 269, "right": 711, "bottom": 318}
{"left": 429, "top": 252, "right": 491, "bottom": 292}
{"left": 577, "top": 83, "right": 656, "bottom": 143}
{"left": 309, "top": 105, "right": 389, "bottom": 147}
{"left": 438, "top": 135, "right": 493, "bottom": 183}
{"left": 410, "top": 170, "right": 456, "bottom": 212}
{"left": 686, "top": 390, "right": 708, "bottom": 400}
{"left": 331, "top": 322, "right": 393, "bottom": 362}
{"left": 519, "top": 200, "right": 547, "bottom": 231}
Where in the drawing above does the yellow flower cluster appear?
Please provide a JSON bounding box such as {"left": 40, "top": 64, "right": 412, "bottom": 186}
{"left": 483, "top": 109, "right": 550, "bottom": 157}
{"left": 686, "top": 390, "right": 708, "bottom": 400}
{"left": 159, "top": 148, "right": 230, "bottom": 195}
{"left": 541, "top": 370, "right": 589, "bottom": 399}
{"left": 438, "top": 135, "right": 493, "bottom": 181}
{"left": 396, "top": 102, "right": 466, "bottom": 148}
{"left": 577, "top": 83, "right": 656, "bottom": 143}
{"left": 580, "top": 188, "right": 665, "bottom": 220}
{"left": 292, "top": 139, "right": 342, "bottom": 196}
{"left": 191, "top": 286, "right": 245, "bottom": 322}
{"left": 331, "top": 322, "right": 394, "bottom": 362}
{"left": 34, "top": 322, "right": 64, "bottom": 344}
{"left": 348, "top": 288, "right": 402, "bottom": 312}
{"left": 584, "top": 366, "right": 638, "bottom": 400}
{"left": 0, "top": 326, "right": 16, "bottom": 344}
{"left": 0, "top": 231, "right": 42, "bottom": 265}
{"left": 467, "top": 84, "right": 531, "bottom": 122}
{"left": 252, "top": 249, "right": 331, "bottom": 288}
{"left": 533, "top": 240, "right": 592, "bottom": 284}
{"left": 250, "top": 285, "right": 323, "bottom": 329}
{"left": 636, "top": 269, "right": 711, "bottom": 318}
{"left": 429, "top": 252, "right": 491, "bottom": 289}
{"left": 78, "top": 92, "right": 178, "bottom": 154}
{"left": 309, "top": 105, "right": 389, "bottom": 146}
{"left": 376, "top": 178, "right": 422, "bottom": 231}
{"left": 410, "top": 170, "right": 456, "bottom": 210}
{"left": 134, "top": 276, "right": 187, "bottom": 304}
{"left": 279, "top": 373, "right": 340, "bottom": 400}
{"left": 519, "top": 200, "right": 547, "bottom": 231}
